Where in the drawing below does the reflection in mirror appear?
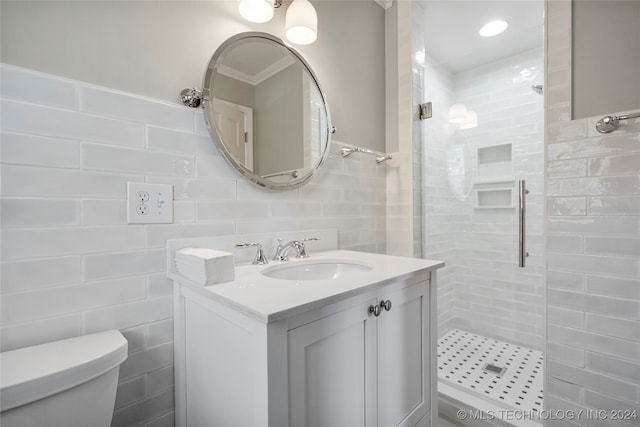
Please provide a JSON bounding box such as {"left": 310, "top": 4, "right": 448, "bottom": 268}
{"left": 572, "top": 0, "right": 640, "bottom": 119}
{"left": 203, "top": 32, "right": 331, "bottom": 189}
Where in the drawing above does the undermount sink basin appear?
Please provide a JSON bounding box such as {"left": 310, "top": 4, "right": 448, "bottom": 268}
{"left": 261, "top": 260, "right": 373, "bottom": 281}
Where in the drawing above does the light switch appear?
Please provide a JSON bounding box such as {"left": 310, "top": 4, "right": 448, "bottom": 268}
{"left": 127, "top": 182, "right": 173, "bottom": 224}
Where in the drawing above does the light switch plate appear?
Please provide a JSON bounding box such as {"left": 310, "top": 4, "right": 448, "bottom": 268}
{"left": 127, "top": 182, "right": 173, "bottom": 224}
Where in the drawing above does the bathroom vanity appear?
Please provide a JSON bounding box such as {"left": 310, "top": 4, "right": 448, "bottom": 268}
{"left": 168, "top": 232, "right": 443, "bottom": 427}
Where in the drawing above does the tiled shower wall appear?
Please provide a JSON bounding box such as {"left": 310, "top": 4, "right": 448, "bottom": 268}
{"left": 419, "top": 45, "right": 545, "bottom": 349}
{"left": 0, "top": 64, "right": 387, "bottom": 427}
{"left": 545, "top": 1, "right": 640, "bottom": 424}
{"left": 450, "top": 47, "right": 545, "bottom": 351}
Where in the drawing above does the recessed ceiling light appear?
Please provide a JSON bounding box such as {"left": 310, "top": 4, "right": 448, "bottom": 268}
{"left": 479, "top": 20, "right": 508, "bottom": 37}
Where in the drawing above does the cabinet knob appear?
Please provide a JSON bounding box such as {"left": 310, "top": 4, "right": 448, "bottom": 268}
{"left": 368, "top": 304, "right": 382, "bottom": 317}
{"left": 380, "top": 300, "right": 392, "bottom": 312}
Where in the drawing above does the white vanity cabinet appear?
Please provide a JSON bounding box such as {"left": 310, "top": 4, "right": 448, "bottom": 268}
{"left": 288, "top": 279, "right": 430, "bottom": 427}
{"left": 170, "top": 248, "right": 442, "bottom": 427}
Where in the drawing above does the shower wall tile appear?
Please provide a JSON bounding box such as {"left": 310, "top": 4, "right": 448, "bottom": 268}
{"left": 0, "top": 65, "right": 388, "bottom": 426}
{"left": 546, "top": 0, "right": 640, "bottom": 419}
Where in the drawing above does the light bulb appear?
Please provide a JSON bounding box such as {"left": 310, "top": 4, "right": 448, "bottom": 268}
{"left": 479, "top": 20, "right": 508, "bottom": 37}
{"left": 238, "top": 0, "right": 274, "bottom": 24}
{"left": 286, "top": 0, "right": 318, "bottom": 45}
{"left": 459, "top": 110, "right": 478, "bottom": 129}
{"left": 448, "top": 104, "right": 467, "bottom": 124}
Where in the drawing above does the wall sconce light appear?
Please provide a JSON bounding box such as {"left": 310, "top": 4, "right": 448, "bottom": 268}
{"left": 237, "top": 0, "right": 318, "bottom": 45}
{"left": 459, "top": 110, "right": 478, "bottom": 129}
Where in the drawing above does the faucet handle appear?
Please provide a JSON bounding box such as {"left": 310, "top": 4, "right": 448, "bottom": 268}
{"left": 235, "top": 243, "right": 269, "bottom": 265}
{"left": 298, "top": 237, "right": 320, "bottom": 258}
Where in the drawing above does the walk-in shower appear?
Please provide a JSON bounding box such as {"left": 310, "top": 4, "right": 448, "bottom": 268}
{"left": 414, "top": 1, "right": 545, "bottom": 424}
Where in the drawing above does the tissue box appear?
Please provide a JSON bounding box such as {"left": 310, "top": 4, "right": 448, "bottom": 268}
{"left": 175, "top": 248, "right": 234, "bottom": 285}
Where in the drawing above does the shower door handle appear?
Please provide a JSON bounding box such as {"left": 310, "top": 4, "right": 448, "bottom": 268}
{"left": 518, "top": 180, "right": 529, "bottom": 268}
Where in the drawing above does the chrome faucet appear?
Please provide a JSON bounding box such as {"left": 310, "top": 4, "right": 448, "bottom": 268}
{"left": 273, "top": 237, "right": 319, "bottom": 261}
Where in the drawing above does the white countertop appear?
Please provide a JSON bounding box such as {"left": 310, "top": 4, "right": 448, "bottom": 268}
{"left": 169, "top": 250, "right": 444, "bottom": 323}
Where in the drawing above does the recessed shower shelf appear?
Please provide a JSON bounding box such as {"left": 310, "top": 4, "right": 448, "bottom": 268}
{"left": 473, "top": 177, "right": 516, "bottom": 186}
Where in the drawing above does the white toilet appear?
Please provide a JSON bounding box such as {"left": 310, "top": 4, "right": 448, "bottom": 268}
{"left": 0, "top": 330, "right": 128, "bottom": 427}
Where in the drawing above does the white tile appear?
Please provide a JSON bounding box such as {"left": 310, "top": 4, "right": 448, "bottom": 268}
{"left": 145, "top": 411, "right": 175, "bottom": 427}
{"left": 1, "top": 64, "right": 77, "bottom": 109}
{"left": 82, "top": 143, "right": 194, "bottom": 176}
{"left": 147, "top": 177, "right": 236, "bottom": 200}
{"left": 1, "top": 198, "right": 79, "bottom": 227}
{"left": 0, "top": 314, "right": 82, "bottom": 351}
{"left": 546, "top": 342, "right": 584, "bottom": 367}
{"left": 588, "top": 196, "right": 640, "bottom": 215}
{"left": 584, "top": 236, "right": 640, "bottom": 258}
{"left": 588, "top": 153, "right": 640, "bottom": 176}
{"left": 1, "top": 132, "right": 80, "bottom": 168}
{"left": 548, "top": 306, "right": 584, "bottom": 328}
{"left": 547, "top": 377, "right": 582, "bottom": 404}
{"left": 322, "top": 203, "right": 361, "bottom": 217}
{"left": 120, "top": 325, "right": 146, "bottom": 354}
{"left": 114, "top": 376, "right": 147, "bottom": 409}
{"left": 1, "top": 164, "right": 138, "bottom": 198}
{"left": 1, "top": 276, "right": 146, "bottom": 324}
{"left": 83, "top": 296, "right": 173, "bottom": 333}
{"left": 547, "top": 360, "right": 639, "bottom": 404}
{"left": 147, "top": 318, "right": 173, "bottom": 347}
{"left": 586, "top": 352, "right": 640, "bottom": 383}
{"left": 547, "top": 134, "right": 640, "bottom": 161}
{"left": 81, "top": 199, "right": 127, "bottom": 225}
{"left": 547, "top": 216, "right": 640, "bottom": 236}
{"left": 146, "top": 274, "right": 173, "bottom": 298}
{"left": 173, "top": 201, "right": 195, "bottom": 223}
{"left": 1, "top": 256, "right": 81, "bottom": 294}
{"left": 148, "top": 365, "right": 174, "bottom": 395}
{"left": 83, "top": 249, "right": 165, "bottom": 281}
{"left": 549, "top": 288, "right": 640, "bottom": 319}
{"left": 196, "top": 200, "right": 269, "bottom": 221}
{"left": 547, "top": 159, "right": 588, "bottom": 178}
{"left": 195, "top": 154, "right": 238, "bottom": 180}
{"left": 80, "top": 86, "right": 193, "bottom": 131}
{"left": 271, "top": 201, "right": 323, "bottom": 217}
{"left": 585, "top": 275, "right": 640, "bottom": 300}
{"left": 547, "top": 235, "right": 584, "bottom": 253}
{"left": 119, "top": 342, "right": 173, "bottom": 381}
{"left": 586, "top": 314, "right": 640, "bottom": 342}
{"left": 548, "top": 253, "right": 638, "bottom": 278}
{"left": 144, "top": 223, "right": 235, "bottom": 248}
{"left": 548, "top": 325, "right": 640, "bottom": 362}
{"left": 147, "top": 126, "right": 217, "bottom": 155}
{"left": 547, "top": 197, "right": 587, "bottom": 216}
{"left": 237, "top": 180, "right": 299, "bottom": 201}
{"left": 1, "top": 99, "right": 145, "bottom": 147}
{"left": 111, "top": 388, "right": 173, "bottom": 427}
{"left": 547, "top": 176, "right": 640, "bottom": 197}
{"left": 1, "top": 226, "right": 145, "bottom": 260}
{"left": 584, "top": 391, "right": 640, "bottom": 417}
{"left": 547, "top": 270, "right": 584, "bottom": 291}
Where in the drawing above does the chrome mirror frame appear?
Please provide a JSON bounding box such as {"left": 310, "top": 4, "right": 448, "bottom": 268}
{"left": 200, "top": 32, "right": 333, "bottom": 190}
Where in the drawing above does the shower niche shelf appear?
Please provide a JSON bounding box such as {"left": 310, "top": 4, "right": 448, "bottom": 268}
{"left": 473, "top": 188, "right": 515, "bottom": 209}
{"left": 476, "top": 143, "right": 513, "bottom": 182}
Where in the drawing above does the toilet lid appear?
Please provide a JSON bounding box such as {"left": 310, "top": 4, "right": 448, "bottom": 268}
{"left": 0, "top": 330, "right": 127, "bottom": 412}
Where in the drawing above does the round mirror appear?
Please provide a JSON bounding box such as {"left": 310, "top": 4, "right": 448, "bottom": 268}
{"left": 202, "top": 32, "right": 333, "bottom": 190}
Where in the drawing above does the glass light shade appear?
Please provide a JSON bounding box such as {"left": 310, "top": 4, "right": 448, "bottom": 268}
{"left": 285, "top": 0, "right": 318, "bottom": 45}
{"left": 238, "top": 0, "right": 274, "bottom": 24}
{"left": 448, "top": 104, "right": 468, "bottom": 124}
{"left": 459, "top": 110, "right": 478, "bottom": 129}
{"left": 479, "top": 20, "right": 508, "bottom": 37}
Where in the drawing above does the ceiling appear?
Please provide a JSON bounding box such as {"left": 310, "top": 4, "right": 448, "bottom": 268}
{"left": 423, "top": 0, "right": 544, "bottom": 73}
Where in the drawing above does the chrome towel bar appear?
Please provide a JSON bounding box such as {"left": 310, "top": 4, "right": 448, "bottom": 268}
{"left": 596, "top": 111, "right": 640, "bottom": 133}
{"left": 340, "top": 146, "right": 392, "bottom": 164}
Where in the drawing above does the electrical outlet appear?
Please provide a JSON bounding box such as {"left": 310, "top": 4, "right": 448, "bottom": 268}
{"left": 137, "top": 191, "right": 150, "bottom": 203}
{"left": 127, "top": 182, "right": 173, "bottom": 224}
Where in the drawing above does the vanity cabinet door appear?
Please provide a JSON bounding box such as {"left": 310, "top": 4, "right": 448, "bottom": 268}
{"left": 288, "top": 299, "right": 378, "bottom": 427}
{"left": 377, "top": 283, "right": 429, "bottom": 427}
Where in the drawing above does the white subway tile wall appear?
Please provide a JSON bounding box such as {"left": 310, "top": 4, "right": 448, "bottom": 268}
{"left": 0, "top": 64, "right": 387, "bottom": 426}
{"left": 419, "top": 39, "right": 545, "bottom": 348}
{"left": 545, "top": 1, "right": 640, "bottom": 424}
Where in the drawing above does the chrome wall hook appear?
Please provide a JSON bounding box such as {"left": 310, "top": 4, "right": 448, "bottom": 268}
{"left": 180, "top": 88, "right": 203, "bottom": 108}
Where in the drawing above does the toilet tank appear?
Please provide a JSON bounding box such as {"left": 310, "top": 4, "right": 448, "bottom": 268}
{"left": 0, "top": 330, "right": 128, "bottom": 427}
